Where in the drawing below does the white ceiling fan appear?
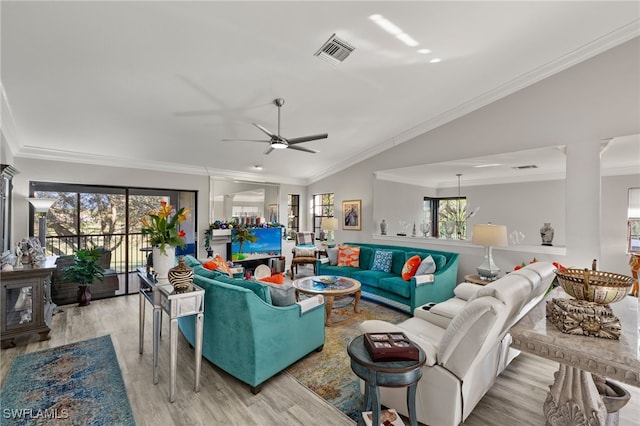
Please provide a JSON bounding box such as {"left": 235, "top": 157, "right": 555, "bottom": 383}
{"left": 222, "top": 98, "right": 328, "bottom": 154}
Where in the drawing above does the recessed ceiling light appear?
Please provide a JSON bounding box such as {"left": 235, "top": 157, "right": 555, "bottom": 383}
{"left": 474, "top": 163, "right": 501, "bottom": 168}
{"left": 369, "top": 14, "right": 419, "bottom": 47}
{"left": 417, "top": 49, "right": 431, "bottom": 54}
{"left": 429, "top": 58, "right": 441, "bottom": 64}
{"left": 396, "top": 33, "right": 418, "bottom": 47}
{"left": 369, "top": 14, "right": 402, "bottom": 36}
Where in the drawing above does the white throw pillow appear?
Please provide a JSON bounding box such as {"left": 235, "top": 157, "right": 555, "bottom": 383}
{"left": 415, "top": 255, "right": 436, "bottom": 275}
{"left": 453, "top": 282, "right": 482, "bottom": 300}
{"left": 327, "top": 247, "right": 339, "bottom": 265}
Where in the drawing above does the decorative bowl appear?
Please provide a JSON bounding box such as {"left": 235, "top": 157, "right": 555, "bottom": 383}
{"left": 314, "top": 276, "right": 338, "bottom": 285}
{"left": 555, "top": 267, "right": 634, "bottom": 305}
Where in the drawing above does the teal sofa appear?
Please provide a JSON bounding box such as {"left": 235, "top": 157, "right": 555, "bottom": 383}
{"left": 316, "top": 242, "right": 459, "bottom": 314}
{"left": 177, "top": 257, "right": 325, "bottom": 394}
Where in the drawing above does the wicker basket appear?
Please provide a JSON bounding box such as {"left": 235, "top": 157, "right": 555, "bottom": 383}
{"left": 555, "top": 260, "right": 634, "bottom": 304}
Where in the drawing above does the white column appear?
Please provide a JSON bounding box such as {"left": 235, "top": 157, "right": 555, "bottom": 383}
{"left": 565, "top": 141, "right": 601, "bottom": 267}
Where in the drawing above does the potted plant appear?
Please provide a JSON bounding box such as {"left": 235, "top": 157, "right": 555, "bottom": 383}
{"left": 141, "top": 201, "right": 189, "bottom": 279}
{"left": 62, "top": 248, "right": 105, "bottom": 306}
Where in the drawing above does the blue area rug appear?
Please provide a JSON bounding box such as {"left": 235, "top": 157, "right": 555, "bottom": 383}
{"left": 0, "top": 335, "right": 135, "bottom": 426}
{"left": 286, "top": 297, "right": 409, "bottom": 422}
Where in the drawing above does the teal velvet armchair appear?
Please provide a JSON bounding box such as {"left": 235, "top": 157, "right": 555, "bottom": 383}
{"left": 178, "top": 273, "right": 325, "bottom": 394}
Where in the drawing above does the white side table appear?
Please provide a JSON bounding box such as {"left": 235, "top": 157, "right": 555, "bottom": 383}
{"left": 138, "top": 268, "right": 204, "bottom": 402}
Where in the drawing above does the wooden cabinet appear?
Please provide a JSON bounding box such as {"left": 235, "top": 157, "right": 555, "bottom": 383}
{"left": 1, "top": 266, "right": 55, "bottom": 348}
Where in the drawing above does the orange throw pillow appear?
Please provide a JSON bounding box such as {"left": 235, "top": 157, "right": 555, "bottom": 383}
{"left": 259, "top": 273, "right": 285, "bottom": 285}
{"left": 203, "top": 260, "right": 217, "bottom": 271}
{"left": 337, "top": 246, "right": 360, "bottom": 268}
{"left": 203, "top": 254, "right": 233, "bottom": 277}
{"left": 402, "top": 255, "right": 421, "bottom": 281}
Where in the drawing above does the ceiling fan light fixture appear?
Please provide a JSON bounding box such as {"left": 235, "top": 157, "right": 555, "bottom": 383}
{"left": 272, "top": 141, "right": 288, "bottom": 149}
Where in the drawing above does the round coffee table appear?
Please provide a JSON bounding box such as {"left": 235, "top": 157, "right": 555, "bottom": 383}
{"left": 292, "top": 275, "right": 361, "bottom": 326}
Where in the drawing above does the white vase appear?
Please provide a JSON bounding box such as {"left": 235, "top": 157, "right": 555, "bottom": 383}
{"left": 152, "top": 245, "right": 176, "bottom": 280}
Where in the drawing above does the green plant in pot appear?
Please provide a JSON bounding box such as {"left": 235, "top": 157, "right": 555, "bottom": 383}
{"left": 62, "top": 248, "right": 105, "bottom": 306}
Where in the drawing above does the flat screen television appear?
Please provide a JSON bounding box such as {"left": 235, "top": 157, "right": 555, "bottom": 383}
{"left": 231, "top": 227, "right": 282, "bottom": 258}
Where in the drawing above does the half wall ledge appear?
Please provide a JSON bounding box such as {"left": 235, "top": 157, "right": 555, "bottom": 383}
{"left": 371, "top": 234, "right": 567, "bottom": 256}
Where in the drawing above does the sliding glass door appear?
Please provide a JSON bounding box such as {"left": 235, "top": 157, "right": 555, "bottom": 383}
{"left": 30, "top": 182, "right": 197, "bottom": 295}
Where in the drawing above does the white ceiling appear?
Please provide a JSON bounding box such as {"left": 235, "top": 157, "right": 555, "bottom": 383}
{"left": 2, "top": 1, "right": 639, "bottom": 185}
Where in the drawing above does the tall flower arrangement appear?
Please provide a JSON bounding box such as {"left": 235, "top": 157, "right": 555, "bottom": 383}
{"left": 141, "top": 201, "right": 189, "bottom": 254}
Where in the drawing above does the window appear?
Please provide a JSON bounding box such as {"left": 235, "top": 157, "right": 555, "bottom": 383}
{"left": 313, "top": 193, "right": 334, "bottom": 240}
{"left": 287, "top": 194, "right": 300, "bottom": 239}
{"left": 424, "top": 196, "right": 468, "bottom": 239}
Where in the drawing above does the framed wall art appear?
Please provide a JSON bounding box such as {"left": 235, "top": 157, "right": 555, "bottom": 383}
{"left": 342, "top": 200, "right": 361, "bottom": 231}
{"left": 268, "top": 204, "right": 278, "bottom": 223}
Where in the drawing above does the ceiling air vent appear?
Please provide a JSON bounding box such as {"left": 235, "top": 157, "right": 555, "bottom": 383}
{"left": 314, "top": 34, "right": 355, "bottom": 64}
{"left": 512, "top": 165, "right": 539, "bottom": 170}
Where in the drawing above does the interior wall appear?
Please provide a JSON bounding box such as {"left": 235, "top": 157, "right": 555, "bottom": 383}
{"left": 11, "top": 157, "right": 210, "bottom": 255}
{"left": 374, "top": 178, "right": 567, "bottom": 246}
{"left": 373, "top": 179, "right": 433, "bottom": 236}
{"left": 602, "top": 174, "right": 640, "bottom": 274}
{"left": 306, "top": 160, "right": 375, "bottom": 245}
{"left": 308, "top": 37, "right": 639, "bottom": 276}
{"left": 1, "top": 132, "right": 14, "bottom": 165}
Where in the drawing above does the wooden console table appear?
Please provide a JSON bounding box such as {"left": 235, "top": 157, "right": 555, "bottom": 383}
{"left": 510, "top": 288, "right": 638, "bottom": 425}
{"left": 1, "top": 263, "right": 56, "bottom": 348}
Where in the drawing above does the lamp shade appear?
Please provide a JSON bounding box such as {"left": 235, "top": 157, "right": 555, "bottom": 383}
{"left": 27, "top": 197, "right": 55, "bottom": 213}
{"left": 321, "top": 217, "right": 339, "bottom": 231}
{"left": 472, "top": 224, "right": 508, "bottom": 247}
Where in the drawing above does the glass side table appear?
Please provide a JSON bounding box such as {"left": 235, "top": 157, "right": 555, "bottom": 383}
{"left": 138, "top": 268, "right": 204, "bottom": 402}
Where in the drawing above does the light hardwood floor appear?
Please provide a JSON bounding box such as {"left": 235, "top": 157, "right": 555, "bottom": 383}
{"left": 1, "top": 293, "right": 638, "bottom": 425}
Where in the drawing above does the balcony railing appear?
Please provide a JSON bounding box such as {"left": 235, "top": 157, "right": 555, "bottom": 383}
{"left": 46, "top": 233, "right": 152, "bottom": 273}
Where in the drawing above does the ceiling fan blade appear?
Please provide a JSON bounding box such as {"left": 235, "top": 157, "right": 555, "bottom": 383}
{"left": 263, "top": 145, "right": 274, "bottom": 155}
{"left": 287, "top": 145, "right": 319, "bottom": 154}
{"left": 287, "top": 133, "right": 328, "bottom": 145}
{"left": 221, "top": 138, "right": 270, "bottom": 143}
{"left": 253, "top": 123, "right": 276, "bottom": 138}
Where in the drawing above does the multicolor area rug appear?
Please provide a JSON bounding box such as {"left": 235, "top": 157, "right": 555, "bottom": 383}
{"left": 0, "top": 335, "right": 135, "bottom": 426}
{"left": 286, "top": 297, "right": 409, "bottom": 421}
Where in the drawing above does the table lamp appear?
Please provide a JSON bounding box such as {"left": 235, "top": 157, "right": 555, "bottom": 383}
{"left": 321, "top": 217, "right": 339, "bottom": 246}
{"left": 472, "top": 223, "right": 508, "bottom": 280}
{"left": 27, "top": 197, "right": 55, "bottom": 250}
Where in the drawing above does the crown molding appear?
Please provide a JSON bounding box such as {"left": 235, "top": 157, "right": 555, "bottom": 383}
{"left": 205, "top": 167, "right": 306, "bottom": 186}
{"left": 15, "top": 145, "right": 309, "bottom": 185}
{"left": 375, "top": 170, "right": 568, "bottom": 189}
{"left": 16, "top": 145, "right": 211, "bottom": 176}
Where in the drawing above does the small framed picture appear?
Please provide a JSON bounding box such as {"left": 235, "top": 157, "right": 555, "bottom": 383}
{"left": 342, "top": 200, "right": 361, "bottom": 231}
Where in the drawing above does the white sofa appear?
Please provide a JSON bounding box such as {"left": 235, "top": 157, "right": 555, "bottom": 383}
{"left": 360, "top": 262, "right": 556, "bottom": 426}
